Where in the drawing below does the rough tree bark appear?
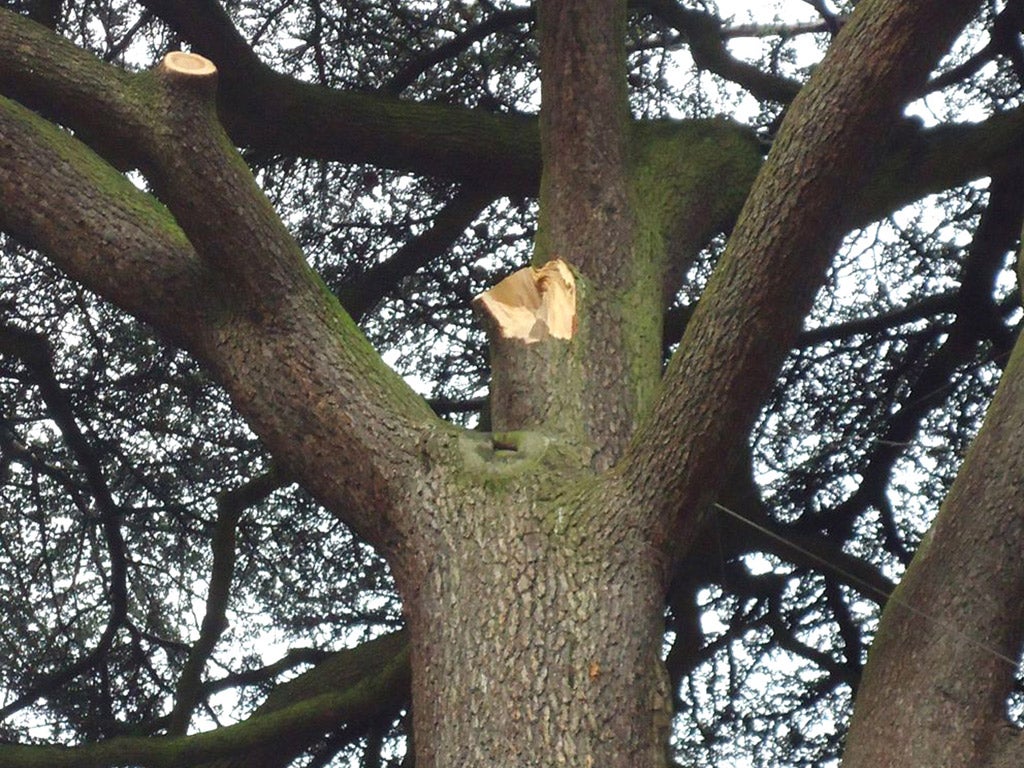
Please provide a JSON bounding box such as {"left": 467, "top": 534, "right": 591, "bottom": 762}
{"left": 0, "top": 1, "right": 1021, "bottom": 767}
{"left": 397, "top": 6, "right": 673, "bottom": 764}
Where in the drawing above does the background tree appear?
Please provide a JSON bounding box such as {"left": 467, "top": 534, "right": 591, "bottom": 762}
{"left": 0, "top": 0, "right": 1022, "bottom": 766}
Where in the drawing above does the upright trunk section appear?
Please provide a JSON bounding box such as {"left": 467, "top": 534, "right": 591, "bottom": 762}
{"left": 399, "top": 463, "right": 671, "bottom": 768}
{"left": 473, "top": 259, "right": 585, "bottom": 440}
{"left": 534, "top": 0, "right": 662, "bottom": 469}
{"left": 395, "top": 5, "right": 673, "bottom": 764}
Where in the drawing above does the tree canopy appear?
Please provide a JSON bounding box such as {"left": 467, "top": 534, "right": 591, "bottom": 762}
{"left": 0, "top": 1, "right": 1022, "bottom": 767}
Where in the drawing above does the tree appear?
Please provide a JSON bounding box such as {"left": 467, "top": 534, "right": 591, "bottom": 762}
{"left": 0, "top": 0, "right": 1022, "bottom": 765}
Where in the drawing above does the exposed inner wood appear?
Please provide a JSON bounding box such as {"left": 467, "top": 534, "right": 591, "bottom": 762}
{"left": 161, "top": 51, "right": 218, "bottom": 77}
{"left": 473, "top": 258, "right": 576, "bottom": 343}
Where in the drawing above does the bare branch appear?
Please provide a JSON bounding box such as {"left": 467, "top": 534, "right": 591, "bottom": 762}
{"left": 385, "top": 7, "right": 535, "bottom": 94}
{"left": 722, "top": 21, "right": 835, "bottom": 39}
{"left": 339, "top": 186, "right": 498, "bottom": 322}
{"left": 637, "top": 0, "right": 803, "bottom": 103}
{"left": 0, "top": 324, "right": 129, "bottom": 721}
{"left": 168, "top": 469, "right": 289, "bottom": 736}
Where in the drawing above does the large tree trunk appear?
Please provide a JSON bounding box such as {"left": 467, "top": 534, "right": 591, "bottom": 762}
{"left": 399, "top": 475, "right": 670, "bottom": 768}
{"left": 396, "top": 1, "right": 986, "bottom": 765}
{"left": 392, "top": 6, "right": 672, "bottom": 765}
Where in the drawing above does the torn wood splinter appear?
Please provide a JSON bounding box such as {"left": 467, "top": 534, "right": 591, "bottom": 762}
{"left": 473, "top": 259, "right": 577, "bottom": 343}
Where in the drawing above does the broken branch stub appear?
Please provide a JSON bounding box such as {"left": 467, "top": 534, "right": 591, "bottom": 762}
{"left": 156, "top": 52, "right": 219, "bottom": 101}
{"left": 160, "top": 51, "right": 218, "bottom": 78}
{"left": 472, "top": 259, "right": 577, "bottom": 343}
{"left": 474, "top": 259, "right": 584, "bottom": 438}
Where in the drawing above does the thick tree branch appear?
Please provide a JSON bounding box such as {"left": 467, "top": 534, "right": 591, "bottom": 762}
{"left": 251, "top": 631, "right": 407, "bottom": 717}
{"left": 0, "top": 99, "right": 211, "bottom": 344}
{"left": 0, "top": 7, "right": 538, "bottom": 192}
{"left": 855, "top": 109, "right": 1024, "bottom": 225}
{"left": 1, "top": 7, "right": 1022, "bottom": 228}
{"left": 0, "top": 633, "right": 409, "bottom": 768}
{"left": 623, "top": 0, "right": 984, "bottom": 557}
{"left": 0, "top": 55, "right": 439, "bottom": 552}
{"left": 134, "top": 0, "right": 540, "bottom": 193}
{"left": 146, "top": 53, "right": 312, "bottom": 304}
{"left": 723, "top": 19, "right": 837, "bottom": 40}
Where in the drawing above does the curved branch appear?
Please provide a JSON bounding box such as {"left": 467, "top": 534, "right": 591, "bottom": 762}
{"left": 844, "top": 279, "right": 1024, "bottom": 768}
{"left": 802, "top": 0, "right": 846, "bottom": 35}
{"left": 711, "top": 502, "right": 896, "bottom": 604}
{"left": 824, "top": 581, "right": 865, "bottom": 681}
{"left": 636, "top": 0, "right": 803, "bottom": 103}
{"left": 957, "top": 171, "right": 1024, "bottom": 345}
{"left": 842, "top": 180, "right": 1024, "bottom": 768}
{"left": 0, "top": 101, "right": 209, "bottom": 341}
{"left": 664, "top": 577, "right": 704, "bottom": 710}
{"left": 384, "top": 8, "right": 535, "bottom": 94}
{"left": 808, "top": 170, "right": 1024, "bottom": 541}
{"left": 339, "top": 185, "right": 498, "bottom": 322}
{"left": 921, "top": 2, "right": 1024, "bottom": 95}
{"left": 201, "top": 648, "right": 330, "bottom": 698}
{"left": 625, "top": 0, "right": 984, "bottom": 558}
{"left": 765, "top": 601, "right": 860, "bottom": 689}
{"left": 798, "top": 292, "right": 958, "bottom": 346}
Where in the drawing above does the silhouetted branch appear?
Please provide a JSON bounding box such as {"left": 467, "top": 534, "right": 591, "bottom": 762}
{"left": 0, "top": 324, "right": 128, "bottom": 721}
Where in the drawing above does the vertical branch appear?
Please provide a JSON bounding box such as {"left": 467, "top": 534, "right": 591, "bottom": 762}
{"left": 0, "top": 324, "right": 128, "bottom": 721}
{"left": 167, "top": 470, "right": 286, "bottom": 736}
{"left": 536, "top": 0, "right": 632, "bottom": 279}
{"left": 528, "top": 0, "right": 662, "bottom": 467}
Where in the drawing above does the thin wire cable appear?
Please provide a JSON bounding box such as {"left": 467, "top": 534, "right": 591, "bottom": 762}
{"left": 712, "top": 501, "right": 1021, "bottom": 669}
